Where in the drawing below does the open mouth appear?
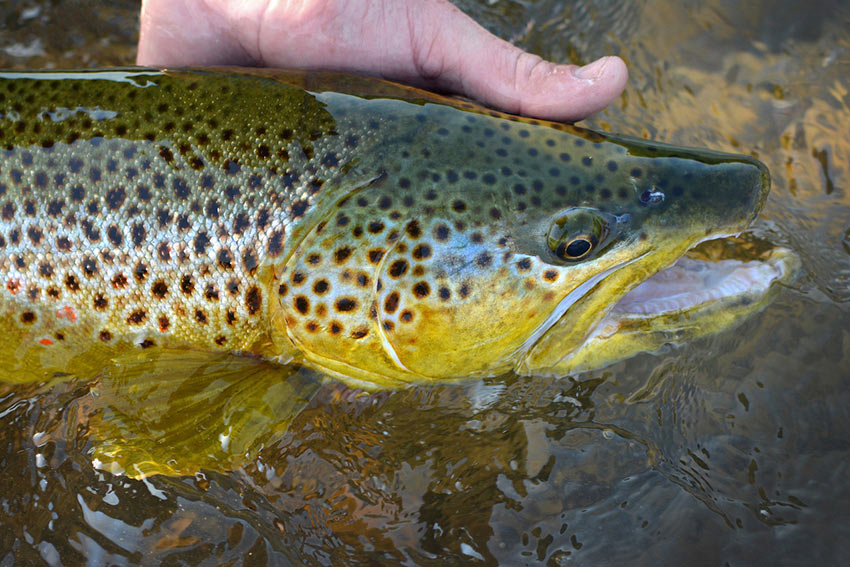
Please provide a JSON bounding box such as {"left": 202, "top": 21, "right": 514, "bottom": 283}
{"left": 588, "top": 235, "right": 799, "bottom": 342}
{"left": 519, "top": 233, "right": 799, "bottom": 375}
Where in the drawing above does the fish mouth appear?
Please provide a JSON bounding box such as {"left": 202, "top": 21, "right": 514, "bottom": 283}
{"left": 552, "top": 234, "right": 799, "bottom": 373}
{"left": 601, "top": 239, "right": 795, "bottom": 327}
{"left": 524, "top": 234, "right": 800, "bottom": 375}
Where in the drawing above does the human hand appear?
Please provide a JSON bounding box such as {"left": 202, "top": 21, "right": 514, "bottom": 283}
{"left": 137, "top": 0, "right": 628, "bottom": 122}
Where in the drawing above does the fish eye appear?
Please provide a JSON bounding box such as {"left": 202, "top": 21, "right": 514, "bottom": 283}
{"left": 546, "top": 208, "right": 609, "bottom": 263}
{"left": 557, "top": 236, "right": 595, "bottom": 260}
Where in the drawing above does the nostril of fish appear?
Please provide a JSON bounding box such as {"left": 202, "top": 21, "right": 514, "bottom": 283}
{"left": 639, "top": 187, "right": 665, "bottom": 206}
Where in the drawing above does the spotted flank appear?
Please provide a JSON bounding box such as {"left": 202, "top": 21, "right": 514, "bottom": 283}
{"left": 0, "top": 68, "right": 796, "bottom": 390}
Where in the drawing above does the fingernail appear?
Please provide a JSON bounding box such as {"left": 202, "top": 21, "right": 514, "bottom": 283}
{"left": 572, "top": 57, "right": 610, "bottom": 81}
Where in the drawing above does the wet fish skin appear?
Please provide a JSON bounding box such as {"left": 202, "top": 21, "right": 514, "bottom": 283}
{"left": 0, "top": 68, "right": 768, "bottom": 387}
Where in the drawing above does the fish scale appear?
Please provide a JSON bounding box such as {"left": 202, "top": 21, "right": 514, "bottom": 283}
{"left": 0, "top": 70, "right": 364, "bottom": 368}
{"left": 0, "top": 68, "right": 772, "bottom": 387}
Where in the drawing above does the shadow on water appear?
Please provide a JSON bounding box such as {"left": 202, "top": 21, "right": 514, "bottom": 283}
{"left": 1, "top": 0, "right": 850, "bottom": 565}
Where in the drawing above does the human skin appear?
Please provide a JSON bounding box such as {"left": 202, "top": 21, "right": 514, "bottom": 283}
{"left": 137, "top": 0, "right": 629, "bottom": 122}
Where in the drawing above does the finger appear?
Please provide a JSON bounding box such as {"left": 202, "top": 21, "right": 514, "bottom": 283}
{"left": 406, "top": 1, "right": 628, "bottom": 122}
{"left": 137, "top": 0, "right": 255, "bottom": 66}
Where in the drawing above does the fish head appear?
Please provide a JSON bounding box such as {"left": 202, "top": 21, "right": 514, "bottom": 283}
{"left": 273, "top": 110, "right": 772, "bottom": 388}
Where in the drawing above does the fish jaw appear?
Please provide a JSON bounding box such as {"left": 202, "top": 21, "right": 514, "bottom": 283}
{"left": 541, "top": 246, "right": 800, "bottom": 375}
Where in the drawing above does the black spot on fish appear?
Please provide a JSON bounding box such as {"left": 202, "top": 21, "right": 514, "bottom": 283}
{"left": 412, "top": 244, "right": 431, "bottom": 260}
{"left": 242, "top": 249, "right": 258, "bottom": 274}
{"left": 384, "top": 292, "right": 400, "bottom": 313}
{"left": 336, "top": 297, "right": 357, "bottom": 312}
{"left": 475, "top": 252, "right": 492, "bottom": 267}
{"left": 81, "top": 256, "right": 97, "bottom": 277}
{"left": 104, "top": 186, "right": 126, "bottom": 210}
{"left": 134, "top": 261, "right": 148, "bottom": 282}
{"left": 92, "top": 293, "right": 109, "bottom": 311}
{"left": 245, "top": 286, "right": 262, "bottom": 315}
{"left": 151, "top": 280, "right": 168, "bottom": 299}
{"left": 268, "top": 230, "right": 284, "bottom": 257}
{"left": 368, "top": 249, "right": 384, "bottom": 264}
{"left": 158, "top": 242, "right": 170, "bottom": 261}
{"left": 107, "top": 225, "right": 122, "bottom": 247}
{"left": 335, "top": 247, "right": 353, "bottom": 264}
{"left": 225, "top": 185, "right": 240, "bottom": 202}
{"left": 131, "top": 223, "right": 146, "bottom": 248}
{"left": 321, "top": 152, "right": 339, "bottom": 168}
{"left": 127, "top": 310, "right": 147, "bottom": 324}
{"left": 172, "top": 177, "right": 190, "bottom": 200}
{"left": 180, "top": 274, "right": 194, "bottom": 295}
{"left": 1, "top": 203, "right": 15, "bottom": 220}
{"left": 294, "top": 296, "right": 309, "bottom": 314}
{"left": 136, "top": 184, "right": 151, "bottom": 201}
{"left": 413, "top": 282, "right": 430, "bottom": 298}
{"left": 233, "top": 213, "right": 250, "bottom": 234}
{"left": 156, "top": 209, "right": 172, "bottom": 228}
{"left": 193, "top": 231, "right": 210, "bottom": 255}
{"left": 389, "top": 260, "right": 408, "bottom": 278}
{"left": 206, "top": 199, "right": 220, "bottom": 219}
{"left": 313, "top": 280, "right": 329, "bottom": 295}
{"left": 47, "top": 200, "right": 64, "bottom": 217}
{"left": 64, "top": 274, "right": 80, "bottom": 292}
{"left": 434, "top": 224, "right": 450, "bottom": 241}
{"left": 27, "top": 226, "right": 43, "bottom": 245}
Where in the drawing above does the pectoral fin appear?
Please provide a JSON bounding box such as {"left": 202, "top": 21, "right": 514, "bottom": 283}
{"left": 83, "top": 350, "right": 322, "bottom": 479}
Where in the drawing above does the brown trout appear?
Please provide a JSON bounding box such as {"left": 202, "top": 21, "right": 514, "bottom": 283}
{"left": 0, "top": 68, "right": 796, "bottom": 384}
{"left": 0, "top": 68, "right": 797, "bottom": 475}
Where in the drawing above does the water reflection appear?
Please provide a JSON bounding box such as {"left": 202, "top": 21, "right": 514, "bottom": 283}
{"left": 1, "top": 0, "right": 849, "bottom": 565}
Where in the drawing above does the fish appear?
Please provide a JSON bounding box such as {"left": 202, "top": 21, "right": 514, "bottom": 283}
{"left": 0, "top": 68, "right": 797, "bottom": 476}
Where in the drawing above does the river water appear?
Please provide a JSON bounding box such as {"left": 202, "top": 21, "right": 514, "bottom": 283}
{"left": 0, "top": 1, "right": 848, "bottom": 565}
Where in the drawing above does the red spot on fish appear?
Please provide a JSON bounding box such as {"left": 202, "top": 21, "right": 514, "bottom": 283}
{"left": 39, "top": 338, "right": 53, "bottom": 346}
{"left": 56, "top": 306, "right": 77, "bottom": 322}
{"left": 7, "top": 279, "right": 20, "bottom": 294}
